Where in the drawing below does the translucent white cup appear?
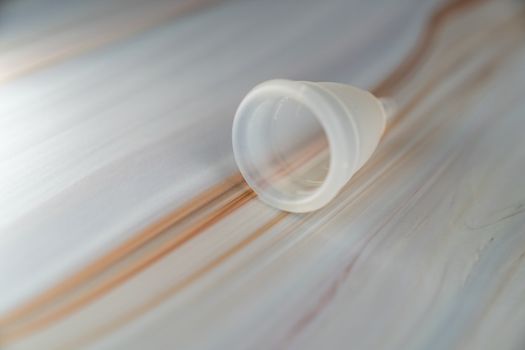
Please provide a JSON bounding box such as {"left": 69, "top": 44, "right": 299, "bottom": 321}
{"left": 232, "top": 79, "right": 392, "bottom": 213}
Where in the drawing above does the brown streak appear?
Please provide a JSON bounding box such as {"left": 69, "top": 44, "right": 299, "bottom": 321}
{"left": 65, "top": 212, "right": 289, "bottom": 350}
{"left": 0, "top": 174, "right": 243, "bottom": 325}
{"left": 372, "top": 0, "right": 488, "bottom": 97}
{"left": 2, "top": 186, "right": 256, "bottom": 343}
{"left": 0, "top": 0, "right": 222, "bottom": 84}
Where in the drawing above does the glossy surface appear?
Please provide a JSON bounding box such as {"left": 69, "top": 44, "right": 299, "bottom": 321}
{"left": 1, "top": 0, "right": 525, "bottom": 349}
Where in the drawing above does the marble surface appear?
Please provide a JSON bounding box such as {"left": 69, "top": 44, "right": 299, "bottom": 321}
{"left": 1, "top": 0, "right": 525, "bottom": 349}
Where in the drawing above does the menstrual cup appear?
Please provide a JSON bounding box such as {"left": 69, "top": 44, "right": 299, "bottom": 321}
{"left": 232, "top": 79, "right": 393, "bottom": 213}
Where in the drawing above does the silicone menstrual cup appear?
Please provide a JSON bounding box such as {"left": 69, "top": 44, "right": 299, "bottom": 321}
{"left": 232, "top": 79, "right": 392, "bottom": 213}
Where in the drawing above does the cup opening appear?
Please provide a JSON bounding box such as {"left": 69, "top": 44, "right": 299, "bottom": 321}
{"left": 237, "top": 95, "right": 330, "bottom": 204}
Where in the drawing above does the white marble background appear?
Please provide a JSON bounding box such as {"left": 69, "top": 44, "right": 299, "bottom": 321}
{"left": 1, "top": 0, "right": 524, "bottom": 349}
